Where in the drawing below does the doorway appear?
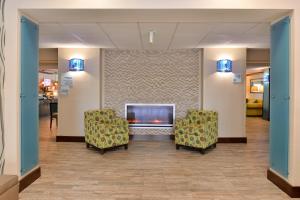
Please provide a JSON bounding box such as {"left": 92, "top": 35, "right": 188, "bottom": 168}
{"left": 19, "top": 9, "right": 291, "bottom": 182}
{"left": 38, "top": 48, "right": 59, "bottom": 142}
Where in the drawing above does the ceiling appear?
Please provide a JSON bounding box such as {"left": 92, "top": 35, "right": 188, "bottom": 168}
{"left": 22, "top": 9, "right": 290, "bottom": 49}
{"left": 246, "top": 67, "right": 269, "bottom": 75}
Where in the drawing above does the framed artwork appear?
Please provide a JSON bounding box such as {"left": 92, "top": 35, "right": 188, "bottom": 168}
{"left": 250, "top": 79, "right": 264, "bottom": 93}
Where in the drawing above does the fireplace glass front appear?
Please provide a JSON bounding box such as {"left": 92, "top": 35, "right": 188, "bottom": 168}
{"left": 125, "top": 104, "right": 175, "bottom": 128}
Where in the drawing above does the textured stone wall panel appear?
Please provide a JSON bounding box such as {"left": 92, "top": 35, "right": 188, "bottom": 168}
{"left": 104, "top": 49, "right": 201, "bottom": 135}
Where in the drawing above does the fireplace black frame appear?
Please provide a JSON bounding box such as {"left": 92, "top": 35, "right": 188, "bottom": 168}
{"left": 125, "top": 103, "right": 175, "bottom": 128}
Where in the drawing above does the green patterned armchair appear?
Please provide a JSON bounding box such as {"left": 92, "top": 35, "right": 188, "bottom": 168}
{"left": 84, "top": 109, "right": 129, "bottom": 154}
{"left": 175, "top": 109, "right": 218, "bottom": 154}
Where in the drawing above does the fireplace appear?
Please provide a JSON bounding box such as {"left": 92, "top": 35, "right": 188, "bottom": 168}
{"left": 125, "top": 104, "right": 175, "bottom": 128}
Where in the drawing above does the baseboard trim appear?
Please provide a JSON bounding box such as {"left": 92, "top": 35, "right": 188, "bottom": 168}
{"left": 267, "top": 169, "right": 300, "bottom": 198}
{"left": 56, "top": 136, "right": 85, "bottom": 142}
{"left": 171, "top": 135, "right": 247, "bottom": 143}
{"left": 218, "top": 137, "right": 247, "bottom": 143}
{"left": 169, "top": 135, "right": 175, "bottom": 140}
{"left": 56, "top": 135, "right": 246, "bottom": 143}
{"left": 130, "top": 135, "right": 173, "bottom": 141}
{"left": 19, "top": 167, "right": 41, "bottom": 193}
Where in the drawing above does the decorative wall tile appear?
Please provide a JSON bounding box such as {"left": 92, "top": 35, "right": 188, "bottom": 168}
{"left": 103, "top": 49, "right": 201, "bottom": 135}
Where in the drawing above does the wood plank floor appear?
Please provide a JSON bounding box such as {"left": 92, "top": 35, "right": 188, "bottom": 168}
{"left": 20, "top": 117, "right": 295, "bottom": 199}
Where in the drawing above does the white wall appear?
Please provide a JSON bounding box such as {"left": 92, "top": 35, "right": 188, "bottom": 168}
{"left": 203, "top": 48, "right": 246, "bottom": 138}
{"left": 39, "top": 48, "right": 58, "bottom": 70}
{"left": 5, "top": 0, "right": 20, "bottom": 175}
{"left": 289, "top": 9, "right": 300, "bottom": 186}
{"left": 4, "top": 0, "right": 300, "bottom": 186}
{"left": 58, "top": 48, "right": 100, "bottom": 136}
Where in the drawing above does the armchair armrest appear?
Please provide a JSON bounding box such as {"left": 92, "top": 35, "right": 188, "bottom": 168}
{"left": 204, "top": 119, "right": 218, "bottom": 143}
{"left": 84, "top": 110, "right": 100, "bottom": 123}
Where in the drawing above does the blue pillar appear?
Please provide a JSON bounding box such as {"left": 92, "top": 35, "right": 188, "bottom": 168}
{"left": 270, "top": 17, "right": 290, "bottom": 177}
{"left": 20, "top": 16, "right": 39, "bottom": 175}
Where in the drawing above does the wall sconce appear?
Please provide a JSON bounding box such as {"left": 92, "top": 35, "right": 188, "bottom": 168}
{"left": 216, "top": 59, "right": 232, "bottom": 72}
{"left": 263, "top": 73, "right": 270, "bottom": 83}
{"left": 69, "top": 58, "right": 84, "bottom": 71}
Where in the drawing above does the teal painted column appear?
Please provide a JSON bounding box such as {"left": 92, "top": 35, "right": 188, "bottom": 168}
{"left": 270, "top": 17, "right": 290, "bottom": 177}
{"left": 20, "top": 16, "right": 39, "bottom": 175}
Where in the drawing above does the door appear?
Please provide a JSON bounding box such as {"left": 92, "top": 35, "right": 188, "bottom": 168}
{"left": 20, "top": 17, "right": 39, "bottom": 175}
{"left": 270, "top": 16, "right": 290, "bottom": 177}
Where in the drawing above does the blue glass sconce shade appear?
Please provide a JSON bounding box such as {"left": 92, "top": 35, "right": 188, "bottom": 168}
{"left": 264, "top": 73, "right": 270, "bottom": 83}
{"left": 216, "top": 59, "right": 233, "bottom": 72}
{"left": 69, "top": 58, "right": 84, "bottom": 71}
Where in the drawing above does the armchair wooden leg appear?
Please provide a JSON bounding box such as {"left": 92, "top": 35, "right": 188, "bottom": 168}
{"left": 213, "top": 143, "right": 217, "bottom": 148}
{"left": 176, "top": 144, "right": 180, "bottom": 150}
{"left": 200, "top": 149, "right": 205, "bottom": 155}
{"left": 86, "top": 143, "right": 90, "bottom": 148}
{"left": 100, "top": 149, "right": 105, "bottom": 155}
{"left": 124, "top": 144, "right": 128, "bottom": 150}
{"left": 50, "top": 118, "right": 52, "bottom": 129}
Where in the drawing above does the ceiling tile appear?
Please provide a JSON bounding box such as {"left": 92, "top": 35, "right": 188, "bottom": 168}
{"left": 100, "top": 23, "right": 141, "bottom": 49}
{"left": 61, "top": 23, "right": 103, "bottom": 37}
{"left": 39, "top": 21, "right": 271, "bottom": 49}
{"left": 211, "top": 23, "right": 256, "bottom": 35}
{"left": 61, "top": 24, "right": 114, "bottom": 48}
{"left": 245, "top": 23, "right": 270, "bottom": 36}
{"left": 39, "top": 36, "right": 82, "bottom": 48}
{"left": 199, "top": 33, "right": 234, "bottom": 47}
{"left": 170, "top": 23, "right": 213, "bottom": 49}
{"left": 39, "top": 24, "right": 81, "bottom": 47}
{"left": 198, "top": 32, "right": 269, "bottom": 48}
{"left": 39, "top": 24, "right": 66, "bottom": 35}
